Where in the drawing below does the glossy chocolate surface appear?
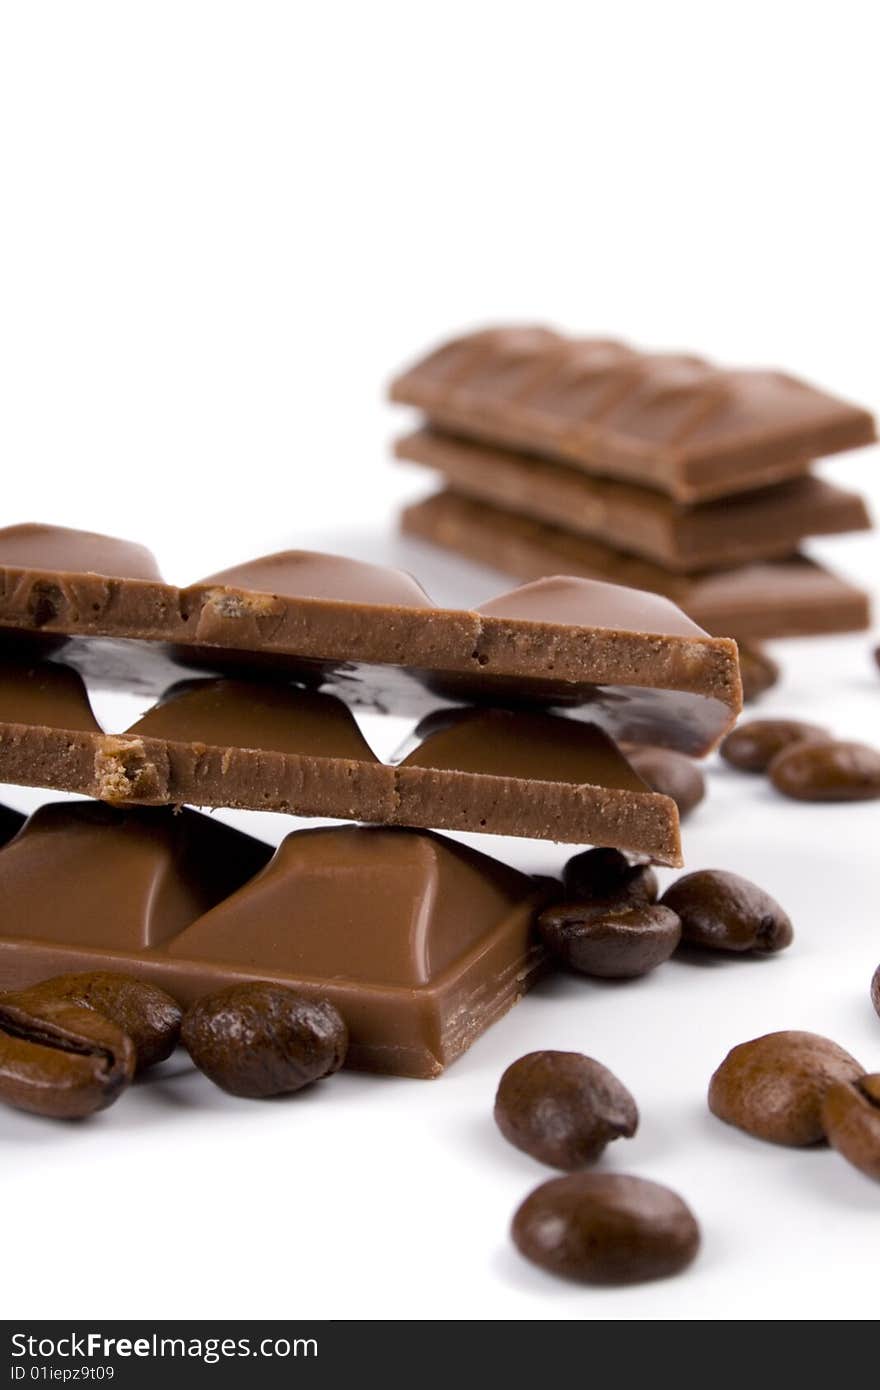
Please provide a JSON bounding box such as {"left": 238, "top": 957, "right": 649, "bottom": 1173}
{"left": 0, "top": 657, "right": 683, "bottom": 861}
{"left": 0, "top": 522, "right": 741, "bottom": 754}
{"left": 0, "top": 809, "right": 552, "bottom": 1077}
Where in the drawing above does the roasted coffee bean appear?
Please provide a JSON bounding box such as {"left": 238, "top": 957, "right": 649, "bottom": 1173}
{"left": 738, "top": 644, "right": 780, "bottom": 703}
{"left": 0, "top": 991, "right": 135, "bottom": 1118}
{"left": 720, "top": 718, "right": 831, "bottom": 773}
{"left": 494, "top": 1051, "right": 637, "bottom": 1169}
{"left": 769, "top": 740, "right": 880, "bottom": 801}
{"left": 538, "top": 901, "right": 681, "bottom": 978}
{"left": 624, "top": 746, "right": 705, "bottom": 817}
{"left": 872, "top": 963, "right": 880, "bottom": 1020}
{"left": 708, "top": 1030, "right": 863, "bottom": 1146}
{"left": 821, "top": 1074, "right": 880, "bottom": 1180}
{"left": 182, "top": 982, "right": 348, "bottom": 1098}
{"left": 25, "top": 973, "right": 181, "bottom": 1072}
{"left": 512, "top": 1173, "right": 700, "bottom": 1285}
{"left": 562, "top": 847, "right": 657, "bottom": 908}
{"left": 660, "top": 869, "right": 792, "bottom": 954}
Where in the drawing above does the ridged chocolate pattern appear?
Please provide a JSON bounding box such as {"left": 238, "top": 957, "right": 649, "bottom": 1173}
{"left": 0, "top": 522, "right": 742, "bottom": 754}
{"left": 0, "top": 803, "right": 553, "bottom": 1077}
{"left": 390, "top": 327, "right": 876, "bottom": 501}
{"left": 0, "top": 655, "right": 684, "bottom": 862}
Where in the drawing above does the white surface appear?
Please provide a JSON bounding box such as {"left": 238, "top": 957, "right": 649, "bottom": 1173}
{"left": 0, "top": 1, "right": 878, "bottom": 1323}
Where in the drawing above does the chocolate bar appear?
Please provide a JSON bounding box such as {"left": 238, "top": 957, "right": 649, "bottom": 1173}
{"left": 396, "top": 428, "right": 872, "bottom": 572}
{"left": 0, "top": 657, "right": 683, "bottom": 861}
{"left": 401, "top": 491, "right": 871, "bottom": 641}
{"left": 0, "top": 803, "right": 554, "bottom": 1077}
{"left": 389, "top": 327, "right": 876, "bottom": 502}
{"left": 0, "top": 523, "right": 742, "bottom": 754}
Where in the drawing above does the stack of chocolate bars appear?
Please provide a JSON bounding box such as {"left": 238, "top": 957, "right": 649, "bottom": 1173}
{"left": 391, "top": 327, "right": 876, "bottom": 640}
{"left": 0, "top": 523, "right": 741, "bottom": 1076}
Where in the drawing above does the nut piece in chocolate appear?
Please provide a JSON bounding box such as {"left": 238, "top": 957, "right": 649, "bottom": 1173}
{"left": 562, "top": 847, "right": 658, "bottom": 908}
{"left": 769, "top": 740, "right": 880, "bottom": 801}
{"left": 512, "top": 1173, "right": 700, "bottom": 1285}
{"left": 621, "top": 746, "right": 705, "bottom": 818}
{"left": 182, "top": 983, "right": 348, "bottom": 1098}
{"left": 660, "top": 870, "right": 792, "bottom": 954}
{"left": 821, "top": 1074, "right": 880, "bottom": 1181}
{"left": 708, "top": 1031, "right": 864, "bottom": 1146}
{"left": 24, "top": 972, "right": 182, "bottom": 1073}
{"left": 720, "top": 718, "right": 831, "bottom": 773}
{"left": 494, "top": 1051, "right": 638, "bottom": 1169}
{"left": 0, "top": 991, "right": 136, "bottom": 1118}
{"left": 539, "top": 902, "right": 681, "bottom": 979}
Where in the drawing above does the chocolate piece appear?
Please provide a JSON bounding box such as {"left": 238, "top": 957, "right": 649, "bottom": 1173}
{"left": 660, "top": 870, "right": 793, "bottom": 954}
{"left": 0, "top": 811, "right": 551, "bottom": 1077}
{"left": 621, "top": 745, "right": 705, "bottom": 817}
{"left": 23, "top": 973, "right": 182, "bottom": 1072}
{"left": 511, "top": 1172, "right": 700, "bottom": 1284}
{"left": 390, "top": 327, "right": 875, "bottom": 502}
{"left": 720, "top": 718, "right": 831, "bottom": 773}
{"left": 397, "top": 428, "right": 871, "bottom": 570}
{"left": 494, "top": 1051, "right": 638, "bottom": 1169}
{"left": 821, "top": 1074, "right": 880, "bottom": 1181}
{"left": 396, "top": 709, "right": 682, "bottom": 862}
{"left": 769, "top": 740, "right": 880, "bottom": 801}
{"left": 738, "top": 644, "right": 780, "bottom": 702}
{"left": 562, "top": 846, "right": 658, "bottom": 907}
{"left": 708, "top": 1031, "right": 864, "bottom": 1146}
{"left": 538, "top": 902, "right": 682, "bottom": 978}
{"left": 0, "top": 803, "right": 24, "bottom": 848}
{"left": 0, "top": 660, "right": 682, "bottom": 860}
{"left": 0, "top": 801, "right": 271, "bottom": 950}
{"left": 0, "top": 523, "right": 742, "bottom": 754}
{"left": 0, "top": 991, "right": 135, "bottom": 1118}
{"left": 401, "top": 491, "right": 871, "bottom": 640}
{"left": 181, "top": 984, "right": 348, "bottom": 1098}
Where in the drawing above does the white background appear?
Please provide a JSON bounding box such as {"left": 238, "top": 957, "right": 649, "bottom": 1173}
{"left": 0, "top": 1, "right": 878, "bottom": 1323}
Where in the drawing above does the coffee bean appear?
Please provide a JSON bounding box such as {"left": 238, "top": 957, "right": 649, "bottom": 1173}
{"left": 821, "top": 1074, "right": 880, "bottom": 1180}
{"left": 0, "top": 991, "right": 135, "bottom": 1118}
{"left": 738, "top": 644, "right": 780, "bottom": 703}
{"left": 182, "top": 982, "right": 348, "bottom": 1098}
{"left": 494, "top": 1051, "right": 637, "bottom": 1169}
{"left": 708, "top": 1031, "right": 863, "bottom": 1145}
{"left": 512, "top": 1173, "right": 700, "bottom": 1284}
{"left": 769, "top": 740, "right": 880, "bottom": 801}
{"left": 624, "top": 746, "right": 705, "bottom": 817}
{"left": 720, "top": 718, "right": 831, "bottom": 773}
{"left": 660, "top": 870, "right": 792, "bottom": 954}
{"left": 872, "top": 963, "right": 880, "bottom": 1020}
{"left": 25, "top": 973, "right": 181, "bottom": 1073}
{"left": 563, "top": 847, "right": 658, "bottom": 908}
{"left": 538, "top": 902, "right": 681, "bottom": 978}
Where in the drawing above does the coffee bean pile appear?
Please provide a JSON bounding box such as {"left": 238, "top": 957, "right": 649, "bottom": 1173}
{"left": 0, "top": 973, "right": 347, "bottom": 1118}
{"left": 538, "top": 848, "right": 792, "bottom": 979}
{"left": 721, "top": 717, "right": 880, "bottom": 801}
